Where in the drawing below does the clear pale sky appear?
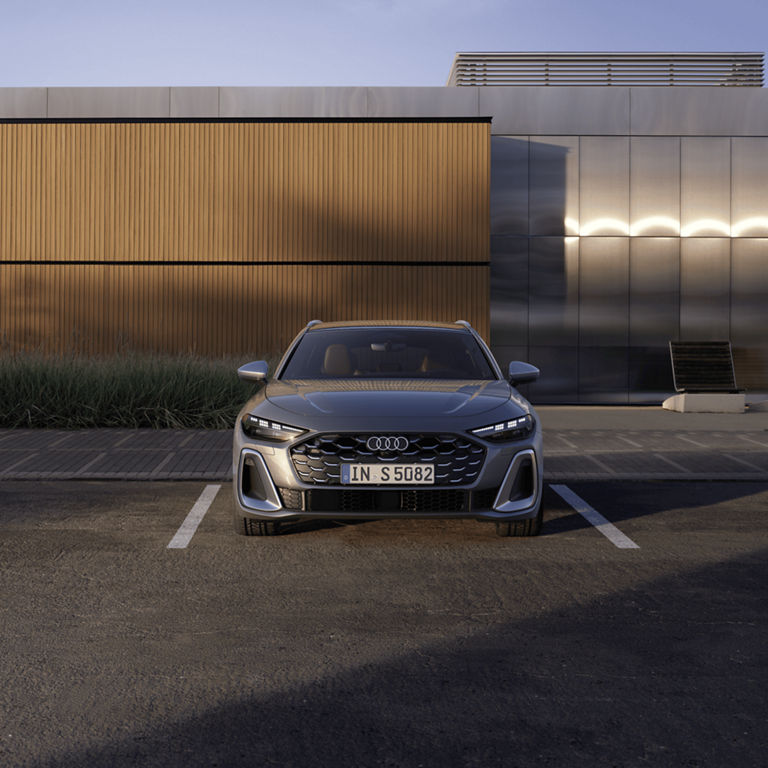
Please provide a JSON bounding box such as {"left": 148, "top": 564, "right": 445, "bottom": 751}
{"left": 2, "top": 0, "right": 766, "bottom": 87}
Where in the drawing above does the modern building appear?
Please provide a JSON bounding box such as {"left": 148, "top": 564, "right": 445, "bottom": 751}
{"left": 1, "top": 52, "right": 767, "bottom": 403}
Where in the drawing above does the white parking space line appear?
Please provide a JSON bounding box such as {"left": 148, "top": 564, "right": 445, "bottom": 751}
{"left": 114, "top": 433, "right": 136, "bottom": 448}
{"left": 50, "top": 433, "right": 75, "bottom": 448}
{"left": 550, "top": 484, "right": 640, "bottom": 550}
{"left": 738, "top": 435, "right": 768, "bottom": 449}
{"left": 677, "top": 435, "right": 708, "bottom": 448}
{"left": 723, "top": 454, "right": 765, "bottom": 472}
{"left": 167, "top": 485, "right": 221, "bottom": 549}
{"left": 585, "top": 454, "right": 616, "bottom": 474}
{"left": 654, "top": 453, "right": 691, "bottom": 473}
{"left": 617, "top": 435, "right": 642, "bottom": 448}
{"left": 76, "top": 453, "right": 107, "bottom": 475}
{"left": 151, "top": 452, "right": 176, "bottom": 477}
{"left": 0, "top": 452, "right": 38, "bottom": 475}
{"left": 554, "top": 434, "right": 578, "bottom": 450}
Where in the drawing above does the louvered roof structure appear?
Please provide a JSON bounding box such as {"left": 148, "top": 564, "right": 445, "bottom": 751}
{"left": 447, "top": 52, "right": 764, "bottom": 87}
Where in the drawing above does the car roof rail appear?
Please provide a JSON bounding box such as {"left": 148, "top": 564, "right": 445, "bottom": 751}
{"left": 454, "top": 320, "right": 472, "bottom": 329}
{"left": 306, "top": 319, "right": 323, "bottom": 328}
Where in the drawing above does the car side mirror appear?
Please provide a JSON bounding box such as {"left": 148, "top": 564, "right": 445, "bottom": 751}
{"left": 508, "top": 361, "right": 539, "bottom": 385}
{"left": 238, "top": 361, "right": 269, "bottom": 382}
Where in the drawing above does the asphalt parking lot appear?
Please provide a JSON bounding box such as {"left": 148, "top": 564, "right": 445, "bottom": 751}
{"left": 1, "top": 478, "right": 766, "bottom": 767}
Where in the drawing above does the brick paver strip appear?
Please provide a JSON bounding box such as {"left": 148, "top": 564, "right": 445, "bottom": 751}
{"left": 2, "top": 421, "right": 768, "bottom": 481}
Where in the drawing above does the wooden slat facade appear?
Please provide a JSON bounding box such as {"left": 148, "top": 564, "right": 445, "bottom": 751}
{"left": 0, "top": 120, "right": 489, "bottom": 357}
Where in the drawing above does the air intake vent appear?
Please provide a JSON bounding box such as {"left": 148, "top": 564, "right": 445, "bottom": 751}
{"left": 447, "top": 52, "right": 764, "bottom": 87}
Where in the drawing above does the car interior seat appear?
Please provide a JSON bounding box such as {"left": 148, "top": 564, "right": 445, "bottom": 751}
{"left": 322, "top": 344, "right": 352, "bottom": 376}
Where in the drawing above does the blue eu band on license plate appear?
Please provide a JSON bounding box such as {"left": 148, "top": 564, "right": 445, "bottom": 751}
{"left": 341, "top": 464, "right": 434, "bottom": 485}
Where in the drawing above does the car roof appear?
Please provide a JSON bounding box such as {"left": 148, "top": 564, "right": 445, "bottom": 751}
{"left": 304, "top": 320, "right": 471, "bottom": 332}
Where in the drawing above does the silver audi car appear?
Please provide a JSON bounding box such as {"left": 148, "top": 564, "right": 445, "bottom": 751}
{"left": 232, "top": 320, "right": 543, "bottom": 537}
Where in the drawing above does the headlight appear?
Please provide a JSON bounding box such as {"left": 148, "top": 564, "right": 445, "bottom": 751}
{"left": 470, "top": 414, "right": 534, "bottom": 442}
{"left": 241, "top": 415, "right": 307, "bottom": 442}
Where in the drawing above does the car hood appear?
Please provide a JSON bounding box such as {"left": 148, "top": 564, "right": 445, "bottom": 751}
{"left": 263, "top": 379, "right": 525, "bottom": 423}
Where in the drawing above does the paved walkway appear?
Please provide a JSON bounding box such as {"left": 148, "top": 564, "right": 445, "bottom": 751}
{"left": 2, "top": 405, "right": 768, "bottom": 482}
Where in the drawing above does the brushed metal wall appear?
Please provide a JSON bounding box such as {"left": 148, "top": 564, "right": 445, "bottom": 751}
{"left": 490, "top": 134, "right": 768, "bottom": 402}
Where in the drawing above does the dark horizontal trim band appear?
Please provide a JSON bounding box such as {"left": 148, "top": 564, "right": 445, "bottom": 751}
{"left": 0, "top": 260, "right": 490, "bottom": 267}
{"left": 0, "top": 116, "right": 493, "bottom": 126}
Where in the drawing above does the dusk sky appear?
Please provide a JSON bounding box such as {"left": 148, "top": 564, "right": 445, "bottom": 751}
{"left": 2, "top": 0, "right": 767, "bottom": 87}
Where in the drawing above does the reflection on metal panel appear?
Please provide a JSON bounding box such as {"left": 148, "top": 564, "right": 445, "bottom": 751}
{"left": 490, "top": 237, "right": 528, "bottom": 346}
{"left": 529, "top": 237, "right": 579, "bottom": 346}
{"left": 0, "top": 88, "right": 47, "bottom": 118}
{"left": 578, "top": 347, "right": 629, "bottom": 404}
{"left": 630, "top": 87, "right": 768, "bottom": 136}
{"left": 731, "top": 139, "right": 768, "bottom": 236}
{"left": 731, "top": 239, "right": 768, "bottom": 346}
{"left": 47, "top": 88, "right": 171, "bottom": 118}
{"left": 219, "top": 87, "right": 367, "bottom": 118}
{"left": 579, "top": 238, "right": 629, "bottom": 346}
{"left": 366, "top": 87, "right": 479, "bottom": 117}
{"left": 629, "top": 238, "right": 680, "bottom": 346}
{"left": 481, "top": 87, "right": 630, "bottom": 136}
{"left": 679, "top": 239, "right": 731, "bottom": 340}
{"left": 530, "top": 137, "right": 579, "bottom": 235}
{"left": 526, "top": 346, "right": 579, "bottom": 403}
{"left": 630, "top": 138, "right": 680, "bottom": 236}
{"left": 681, "top": 138, "right": 731, "bottom": 236}
{"left": 629, "top": 346, "right": 676, "bottom": 404}
{"left": 579, "top": 138, "right": 629, "bottom": 235}
{"left": 490, "top": 137, "right": 529, "bottom": 235}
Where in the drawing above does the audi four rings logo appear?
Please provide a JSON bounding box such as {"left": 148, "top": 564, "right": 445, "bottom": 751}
{"left": 366, "top": 436, "right": 409, "bottom": 452}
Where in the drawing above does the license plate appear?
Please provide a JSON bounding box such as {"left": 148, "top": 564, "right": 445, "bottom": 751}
{"left": 341, "top": 463, "right": 434, "bottom": 485}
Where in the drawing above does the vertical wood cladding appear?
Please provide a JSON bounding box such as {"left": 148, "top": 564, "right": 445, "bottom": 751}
{"left": 0, "top": 121, "right": 489, "bottom": 354}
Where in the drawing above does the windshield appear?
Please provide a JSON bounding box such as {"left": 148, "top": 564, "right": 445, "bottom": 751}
{"left": 280, "top": 327, "right": 496, "bottom": 380}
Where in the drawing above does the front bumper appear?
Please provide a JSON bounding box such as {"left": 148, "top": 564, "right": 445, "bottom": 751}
{"left": 232, "top": 428, "right": 543, "bottom": 523}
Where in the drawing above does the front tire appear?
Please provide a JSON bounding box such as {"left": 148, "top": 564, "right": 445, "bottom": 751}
{"left": 495, "top": 504, "right": 543, "bottom": 537}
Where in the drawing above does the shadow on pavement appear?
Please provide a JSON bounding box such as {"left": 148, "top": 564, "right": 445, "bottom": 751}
{"left": 25, "top": 545, "right": 767, "bottom": 768}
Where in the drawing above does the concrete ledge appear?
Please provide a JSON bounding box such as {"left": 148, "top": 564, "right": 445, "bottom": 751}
{"left": 662, "top": 393, "right": 745, "bottom": 413}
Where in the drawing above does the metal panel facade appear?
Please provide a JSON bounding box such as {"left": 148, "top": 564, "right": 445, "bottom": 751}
{"left": 490, "top": 236, "right": 528, "bottom": 347}
{"left": 47, "top": 88, "right": 171, "bottom": 118}
{"left": 0, "top": 121, "right": 490, "bottom": 355}
{"left": 630, "top": 138, "right": 680, "bottom": 236}
{"left": 529, "top": 137, "right": 579, "bottom": 236}
{"left": 630, "top": 87, "right": 768, "bottom": 136}
{"left": 219, "top": 87, "right": 367, "bottom": 118}
{"left": 731, "top": 239, "right": 768, "bottom": 390}
{"left": 528, "top": 237, "right": 579, "bottom": 347}
{"left": 579, "top": 138, "right": 630, "bottom": 236}
{"left": 731, "top": 138, "right": 768, "bottom": 237}
{"left": 0, "top": 88, "right": 47, "bottom": 118}
{"left": 479, "top": 87, "right": 630, "bottom": 135}
{"left": 679, "top": 239, "right": 731, "bottom": 341}
{"left": 681, "top": 138, "right": 731, "bottom": 237}
{"left": 490, "top": 137, "right": 528, "bottom": 235}
{"left": 491, "top": 126, "right": 768, "bottom": 400}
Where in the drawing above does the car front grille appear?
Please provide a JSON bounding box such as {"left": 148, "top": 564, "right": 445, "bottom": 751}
{"left": 290, "top": 433, "right": 486, "bottom": 486}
